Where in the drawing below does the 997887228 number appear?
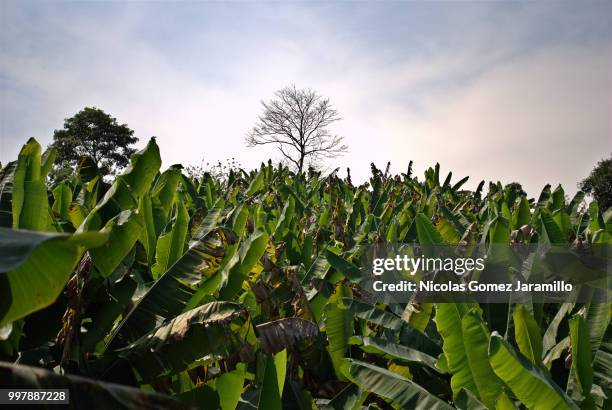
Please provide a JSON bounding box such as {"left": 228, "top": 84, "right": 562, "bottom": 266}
{"left": 0, "top": 389, "right": 69, "bottom": 404}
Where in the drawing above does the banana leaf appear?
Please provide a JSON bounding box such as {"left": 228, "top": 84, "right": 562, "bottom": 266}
{"left": 107, "top": 224, "right": 234, "bottom": 349}
{"left": 488, "top": 333, "right": 578, "bottom": 410}
{"left": 113, "top": 301, "right": 246, "bottom": 381}
{"left": 341, "top": 359, "right": 454, "bottom": 409}
{"left": 0, "top": 228, "right": 107, "bottom": 325}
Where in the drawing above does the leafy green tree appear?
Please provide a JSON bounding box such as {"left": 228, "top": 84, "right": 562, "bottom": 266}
{"left": 51, "top": 107, "right": 138, "bottom": 177}
{"left": 579, "top": 155, "right": 612, "bottom": 210}
{"left": 504, "top": 182, "right": 526, "bottom": 196}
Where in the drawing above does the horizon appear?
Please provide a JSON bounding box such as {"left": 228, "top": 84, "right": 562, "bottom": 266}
{"left": 1, "top": 0, "right": 611, "bottom": 198}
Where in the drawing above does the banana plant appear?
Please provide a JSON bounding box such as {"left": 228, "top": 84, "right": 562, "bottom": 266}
{"left": 0, "top": 137, "right": 610, "bottom": 409}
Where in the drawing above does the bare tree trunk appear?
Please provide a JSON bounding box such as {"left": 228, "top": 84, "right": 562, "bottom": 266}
{"left": 298, "top": 153, "right": 304, "bottom": 174}
{"left": 298, "top": 133, "right": 305, "bottom": 174}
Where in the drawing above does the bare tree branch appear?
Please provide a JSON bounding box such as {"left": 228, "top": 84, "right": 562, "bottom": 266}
{"left": 246, "top": 85, "right": 347, "bottom": 173}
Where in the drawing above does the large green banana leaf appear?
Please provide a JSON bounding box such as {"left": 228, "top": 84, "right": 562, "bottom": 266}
{"left": 343, "top": 298, "right": 441, "bottom": 355}
{"left": 107, "top": 224, "right": 233, "bottom": 348}
{"left": 138, "top": 194, "right": 157, "bottom": 264}
{"left": 415, "top": 212, "right": 444, "bottom": 244}
{"left": 79, "top": 139, "right": 161, "bottom": 277}
{"left": 324, "top": 284, "right": 354, "bottom": 380}
{"left": 434, "top": 303, "right": 479, "bottom": 399}
{"left": 488, "top": 333, "right": 578, "bottom": 410}
{"left": 89, "top": 210, "right": 142, "bottom": 277}
{"left": 79, "top": 138, "right": 161, "bottom": 232}
{"left": 151, "top": 199, "right": 189, "bottom": 278}
{"left": 460, "top": 309, "right": 503, "bottom": 408}
{"left": 258, "top": 350, "right": 287, "bottom": 410}
{"left": 542, "top": 303, "right": 574, "bottom": 354}
{"left": 216, "top": 363, "right": 247, "bottom": 410}
{"left": 513, "top": 304, "right": 543, "bottom": 365}
{"left": 568, "top": 315, "right": 594, "bottom": 404}
{"left": 219, "top": 228, "right": 269, "bottom": 300}
{"left": 341, "top": 359, "right": 454, "bottom": 409}
{"left": 151, "top": 165, "right": 183, "bottom": 223}
{"left": 348, "top": 335, "right": 438, "bottom": 369}
{"left": 12, "top": 139, "right": 55, "bottom": 231}
{"left": 0, "top": 228, "right": 107, "bottom": 325}
{"left": 52, "top": 182, "right": 72, "bottom": 222}
{"left": 341, "top": 298, "right": 404, "bottom": 330}
{"left": 325, "top": 250, "right": 363, "bottom": 283}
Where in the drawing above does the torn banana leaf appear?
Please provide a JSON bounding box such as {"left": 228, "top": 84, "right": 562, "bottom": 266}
{"left": 113, "top": 301, "right": 247, "bottom": 381}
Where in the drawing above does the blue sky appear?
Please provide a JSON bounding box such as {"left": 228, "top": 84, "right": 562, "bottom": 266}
{"left": 1, "top": 0, "right": 610, "bottom": 197}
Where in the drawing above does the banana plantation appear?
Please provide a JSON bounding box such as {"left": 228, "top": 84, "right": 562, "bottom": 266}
{"left": 0, "top": 137, "right": 610, "bottom": 409}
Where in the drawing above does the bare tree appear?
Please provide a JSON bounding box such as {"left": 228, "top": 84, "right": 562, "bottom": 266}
{"left": 247, "top": 85, "right": 347, "bottom": 173}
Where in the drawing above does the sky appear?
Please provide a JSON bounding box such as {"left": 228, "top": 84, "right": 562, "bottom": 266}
{"left": 1, "top": 0, "right": 610, "bottom": 198}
